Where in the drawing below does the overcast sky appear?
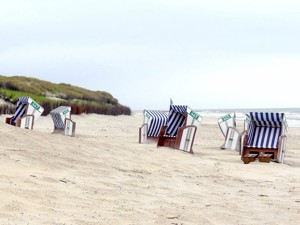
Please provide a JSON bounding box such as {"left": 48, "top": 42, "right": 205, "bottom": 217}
{"left": 0, "top": 0, "right": 299, "bottom": 110}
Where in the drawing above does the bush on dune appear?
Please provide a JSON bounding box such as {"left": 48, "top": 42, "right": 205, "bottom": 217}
{"left": 0, "top": 75, "right": 131, "bottom": 116}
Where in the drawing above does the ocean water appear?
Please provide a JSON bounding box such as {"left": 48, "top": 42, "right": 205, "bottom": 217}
{"left": 134, "top": 108, "right": 300, "bottom": 128}
{"left": 197, "top": 108, "right": 300, "bottom": 128}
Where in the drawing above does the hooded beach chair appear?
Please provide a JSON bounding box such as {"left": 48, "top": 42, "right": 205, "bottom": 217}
{"left": 5, "top": 96, "right": 44, "bottom": 130}
{"left": 240, "top": 112, "right": 288, "bottom": 163}
{"left": 139, "top": 110, "right": 168, "bottom": 144}
{"left": 218, "top": 112, "right": 240, "bottom": 151}
{"left": 50, "top": 106, "right": 76, "bottom": 137}
{"left": 157, "top": 105, "right": 202, "bottom": 153}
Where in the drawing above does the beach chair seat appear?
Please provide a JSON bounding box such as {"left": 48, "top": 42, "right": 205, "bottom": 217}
{"left": 139, "top": 110, "right": 168, "bottom": 144}
{"left": 50, "top": 106, "right": 76, "bottom": 137}
{"left": 157, "top": 105, "right": 202, "bottom": 153}
{"left": 5, "top": 96, "right": 44, "bottom": 130}
{"left": 240, "top": 112, "right": 288, "bottom": 163}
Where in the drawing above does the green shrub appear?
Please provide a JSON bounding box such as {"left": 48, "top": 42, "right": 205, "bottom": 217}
{"left": 0, "top": 75, "right": 131, "bottom": 116}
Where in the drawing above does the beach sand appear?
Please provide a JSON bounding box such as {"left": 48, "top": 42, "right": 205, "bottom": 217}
{"left": 0, "top": 113, "right": 299, "bottom": 225}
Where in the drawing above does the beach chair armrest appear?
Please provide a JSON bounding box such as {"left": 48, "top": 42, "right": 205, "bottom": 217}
{"left": 139, "top": 123, "right": 148, "bottom": 144}
{"left": 277, "top": 134, "right": 287, "bottom": 163}
{"left": 176, "top": 125, "right": 197, "bottom": 139}
{"left": 65, "top": 118, "right": 75, "bottom": 123}
{"left": 139, "top": 123, "right": 147, "bottom": 130}
{"left": 175, "top": 125, "right": 197, "bottom": 153}
{"left": 240, "top": 131, "right": 248, "bottom": 156}
{"left": 64, "top": 118, "right": 76, "bottom": 137}
{"left": 18, "top": 114, "right": 35, "bottom": 129}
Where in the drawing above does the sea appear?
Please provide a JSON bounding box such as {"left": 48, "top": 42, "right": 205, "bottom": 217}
{"left": 197, "top": 108, "right": 300, "bottom": 128}
{"left": 134, "top": 108, "right": 300, "bottom": 128}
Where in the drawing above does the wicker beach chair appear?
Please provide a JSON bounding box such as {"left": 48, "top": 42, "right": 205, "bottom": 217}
{"left": 218, "top": 113, "right": 240, "bottom": 151}
{"left": 5, "top": 96, "right": 44, "bottom": 130}
{"left": 50, "top": 106, "right": 76, "bottom": 137}
{"left": 240, "top": 112, "right": 288, "bottom": 163}
{"left": 157, "top": 105, "right": 202, "bottom": 153}
{"left": 139, "top": 110, "right": 168, "bottom": 144}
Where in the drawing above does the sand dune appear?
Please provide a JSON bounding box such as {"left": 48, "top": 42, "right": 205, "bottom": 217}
{"left": 0, "top": 113, "right": 299, "bottom": 224}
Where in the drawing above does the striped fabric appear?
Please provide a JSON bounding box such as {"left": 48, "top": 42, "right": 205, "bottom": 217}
{"left": 50, "top": 106, "right": 71, "bottom": 129}
{"left": 250, "top": 112, "right": 284, "bottom": 127}
{"left": 166, "top": 105, "right": 187, "bottom": 137}
{"left": 145, "top": 110, "right": 168, "bottom": 137}
{"left": 10, "top": 96, "right": 29, "bottom": 125}
{"left": 246, "top": 112, "right": 285, "bottom": 148}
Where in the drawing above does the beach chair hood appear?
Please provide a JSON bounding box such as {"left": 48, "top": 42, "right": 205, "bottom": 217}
{"left": 246, "top": 112, "right": 287, "bottom": 149}
{"left": 10, "top": 96, "right": 44, "bottom": 125}
{"left": 166, "top": 105, "right": 202, "bottom": 136}
{"left": 50, "top": 106, "right": 71, "bottom": 129}
{"left": 144, "top": 110, "right": 168, "bottom": 137}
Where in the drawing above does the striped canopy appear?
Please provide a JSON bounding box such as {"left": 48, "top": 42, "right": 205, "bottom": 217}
{"left": 145, "top": 110, "right": 168, "bottom": 137}
{"left": 10, "top": 96, "right": 29, "bottom": 124}
{"left": 10, "top": 96, "right": 44, "bottom": 125}
{"left": 246, "top": 112, "right": 287, "bottom": 148}
{"left": 166, "top": 105, "right": 187, "bottom": 137}
{"left": 50, "top": 106, "right": 71, "bottom": 129}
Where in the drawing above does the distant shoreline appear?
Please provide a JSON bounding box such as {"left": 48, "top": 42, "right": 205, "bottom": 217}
{"left": 133, "top": 108, "right": 300, "bottom": 113}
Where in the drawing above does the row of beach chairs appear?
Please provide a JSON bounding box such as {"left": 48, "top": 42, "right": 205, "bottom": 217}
{"left": 5, "top": 96, "right": 288, "bottom": 164}
{"left": 139, "top": 102, "right": 288, "bottom": 164}
{"left": 5, "top": 96, "right": 76, "bottom": 137}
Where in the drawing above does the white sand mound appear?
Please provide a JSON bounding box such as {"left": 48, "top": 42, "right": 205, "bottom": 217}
{"left": 0, "top": 114, "right": 299, "bottom": 224}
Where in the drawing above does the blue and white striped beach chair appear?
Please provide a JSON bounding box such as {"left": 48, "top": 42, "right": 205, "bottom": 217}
{"left": 218, "top": 113, "right": 240, "bottom": 151}
{"left": 157, "top": 105, "right": 202, "bottom": 153}
{"left": 50, "top": 106, "right": 76, "bottom": 137}
{"left": 240, "top": 112, "right": 288, "bottom": 163}
{"left": 6, "top": 96, "right": 44, "bottom": 130}
{"left": 139, "top": 110, "right": 168, "bottom": 144}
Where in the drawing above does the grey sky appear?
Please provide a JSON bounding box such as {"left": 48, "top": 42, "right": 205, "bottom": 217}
{"left": 1, "top": 0, "right": 300, "bottom": 110}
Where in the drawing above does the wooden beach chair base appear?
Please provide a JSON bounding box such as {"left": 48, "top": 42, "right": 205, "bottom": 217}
{"left": 242, "top": 147, "right": 277, "bottom": 161}
{"left": 258, "top": 154, "right": 273, "bottom": 163}
{"left": 242, "top": 154, "right": 258, "bottom": 164}
{"left": 157, "top": 136, "right": 176, "bottom": 148}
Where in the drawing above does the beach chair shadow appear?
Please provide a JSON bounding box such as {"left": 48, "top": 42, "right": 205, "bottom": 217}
{"left": 218, "top": 112, "right": 240, "bottom": 151}
{"left": 240, "top": 112, "right": 288, "bottom": 163}
{"left": 5, "top": 96, "right": 44, "bottom": 130}
{"left": 50, "top": 106, "right": 76, "bottom": 137}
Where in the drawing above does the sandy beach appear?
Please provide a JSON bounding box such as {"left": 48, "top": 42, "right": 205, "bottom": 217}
{"left": 0, "top": 113, "right": 299, "bottom": 225}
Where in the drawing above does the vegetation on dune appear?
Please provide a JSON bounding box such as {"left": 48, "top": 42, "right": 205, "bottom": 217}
{"left": 0, "top": 75, "right": 131, "bottom": 116}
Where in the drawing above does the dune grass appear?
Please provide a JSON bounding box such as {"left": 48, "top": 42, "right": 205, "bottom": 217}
{"left": 0, "top": 75, "right": 131, "bottom": 115}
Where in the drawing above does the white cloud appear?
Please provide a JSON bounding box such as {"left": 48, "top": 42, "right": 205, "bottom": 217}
{"left": 0, "top": 1, "right": 300, "bottom": 109}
